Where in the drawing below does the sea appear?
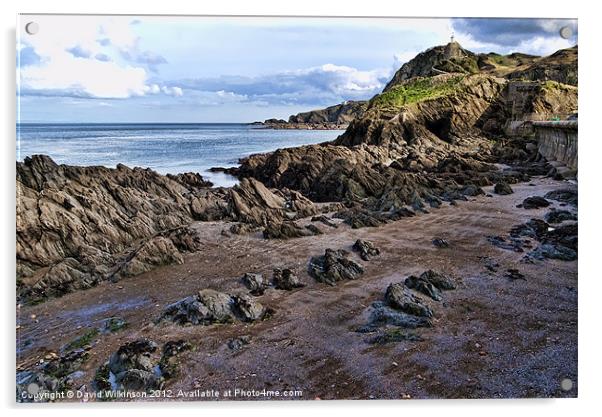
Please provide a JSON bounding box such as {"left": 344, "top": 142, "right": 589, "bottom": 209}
{"left": 16, "top": 123, "right": 344, "bottom": 187}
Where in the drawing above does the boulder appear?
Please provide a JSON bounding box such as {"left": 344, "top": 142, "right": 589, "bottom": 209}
{"left": 160, "top": 289, "right": 269, "bottom": 325}
{"left": 308, "top": 249, "right": 364, "bottom": 286}
{"left": 158, "top": 340, "right": 193, "bottom": 379}
{"left": 432, "top": 238, "right": 450, "bottom": 248}
{"left": 241, "top": 273, "right": 269, "bottom": 295}
{"left": 160, "top": 290, "right": 234, "bottom": 325}
{"left": 263, "top": 221, "right": 318, "bottom": 239}
{"left": 544, "top": 209, "right": 577, "bottom": 224}
{"left": 352, "top": 239, "right": 381, "bottom": 261}
{"left": 494, "top": 182, "right": 514, "bottom": 195}
{"left": 311, "top": 215, "right": 338, "bottom": 228}
{"left": 108, "top": 339, "right": 163, "bottom": 391}
{"left": 521, "top": 196, "right": 550, "bottom": 209}
{"left": 545, "top": 188, "right": 578, "bottom": 206}
{"left": 385, "top": 283, "right": 433, "bottom": 318}
{"left": 272, "top": 268, "right": 305, "bottom": 290}
{"left": 231, "top": 294, "right": 266, "bottom": 322}
{"left": 404, "top": 275, "right": 442, "bottom": 301}
{"left": 419, "top": 270, "right": 456, "bottom": 290}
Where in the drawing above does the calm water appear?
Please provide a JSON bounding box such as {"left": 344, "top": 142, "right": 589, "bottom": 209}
{"left": 17, "top": 123, "right": 343, "bottom": 187}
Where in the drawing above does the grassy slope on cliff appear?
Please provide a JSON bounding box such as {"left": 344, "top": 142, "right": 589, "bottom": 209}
{"left": 368, "top": 75, "right": 466, "bottom": 111}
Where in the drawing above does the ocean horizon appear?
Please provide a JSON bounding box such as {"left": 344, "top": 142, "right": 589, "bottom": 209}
{"left": 17, "top": 122, "right": 344, "bottom": 187}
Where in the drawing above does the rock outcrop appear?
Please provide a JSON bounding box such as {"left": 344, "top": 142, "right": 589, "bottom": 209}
{"left": 385, "top": 283, "right": 433, "bottom": 318}
{"left": 16, "top": 157, "right": 319, "bottom": 302}
{"left": 159, "top": 289, "right": 268, "bottom": 325}
{"left": 383, "top": 42, "right": 479, "bottom": 91}
{"left": 308, "top": 249, "right": 364, "bottom": 286}
{"left": 107, "top": 339, "right": 163, "bottom": 392}
{"left": 272, "top": 268, "right": 305, "bottom": 290}
{"left": 507, "top": 46, "right": 577, "bottom": 86}
{"left": 259, "top": 100, "right": 368, "bottom": 129}
{"left": 16, "top": 156, "right": 207, "bottom": 302}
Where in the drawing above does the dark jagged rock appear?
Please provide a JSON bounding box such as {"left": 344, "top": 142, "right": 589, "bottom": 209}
{"left": 531, "top": 243, "right": 577, "bottom": 261}
{"left": 544, "top": 223, "right": 577, "bottom": 249}
{"left": 241, "top": 273, "right": 269, "bottom": 295}
{"left": 231, "top": 294, "right": 266, "bottom": 322}
{"left": 544, "top": 209, "right": 577, "bottom": 224}
{"left": 405, "top": 275, "right": 442, "bottom": 301}
{"left": 304, "top": 224, "right": 323, "bottom": 235}
{"left": 545, "top": 189, "right": 578, "bottom": 206}
{"left": 308, "top": 249, "right": 364, "bottom": 286}
{"left": 108, "top": 339, "right": 163, "bottom": 392}
{"left": 420, "top": 270, "right": 456, "bottom": 290}
{"left": 352, "top": 239, "right": 380, "bottom": 261}
{"left": 229, "top": 178, "right": 318, "bottom": 229}
{"left": 311, "top": 215, "right": 338, "bottom": 228}
{"left": 272, "top": 268, "right": 305, "bottom": 290}
{"left": 495, "top": 218, "right": 577, "bottom": 262}
{"left": 510, "top": 218, "right": 550, "bottom": 240}
{"left": 404, "top": 270, "right": 456, "bottom": 301}
{"left": 166, "top": 172, "right": 213, "bottom": 188}
{"left": 16, "top": 349, "right": 89, "bottom": 402}
{"left": 158, "top": 340, "right": 193, "bottom": 379}
{"left": 160, "top": 289, "right": 268, "bottom": 325}
{"left": 227, "top": 335, "right": 251, "bottom": 351}
{"left": 263, "top": 221, "right": 319, "bottom": 239}
{"left": 432, "top": 238, "right": 450, "bottom": 248}
{"left": 520, "top": 196, "right": 550, "bottom": 209}
{"left": 159, "top": 289, "right": 235, "bottom": 325}
{"left": 494, "top": 182, "right": 514, "bottom": 195}
{"left": 42, "top": 348, "right": 89, "bottom": 379}
{"left": 356, "top": 301, "right": 432, "bottom": 334}
{"left": 506, "top": 269, "right": 526, "bottom": 280}
{"left": 367, "top": 328, "right": 423, "bottom": 344}
{"left": 16, "top": 156, "right": 210, "bottom": 302}
{"left": 334, "top": 208, "right": 387, "bottom": 229}
{"left": 487, "top": 235, "right": 525, "bottom": 252}
{"left": 385, "top": 283, "right": 433, "bottom": 318}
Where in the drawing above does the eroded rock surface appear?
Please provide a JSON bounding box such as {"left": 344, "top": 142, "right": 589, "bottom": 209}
{"left": 159, "top": 289, "right": 268, "bottom": 325}
{"left": 385, "top": 283, "right": 433, "bottom": 318}
{"left": 272, "top": 268, "right": 305, "bottom": 290}
{"left": 352, "top": 239, "right": 380, "bottom": 261}
{"left": 308, "top": 249, "right": 364, "bottom": 286}
{"left": 107, "top": 339, "right": 163, "bottom": 392}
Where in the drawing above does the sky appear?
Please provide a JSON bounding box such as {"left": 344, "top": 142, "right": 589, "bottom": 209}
{"left": 17, "top": 16, "right": 577, "bottom": 123}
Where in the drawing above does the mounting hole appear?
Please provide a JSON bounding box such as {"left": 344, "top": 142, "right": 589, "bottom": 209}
{"left": 559, "top": 26, "right": 573, "bottom": 39}
{"left": 560, "top": 378, "right": 573, "bottom": 391}
{"left": 25, "top": 21, "right": 39, "bottom": 35}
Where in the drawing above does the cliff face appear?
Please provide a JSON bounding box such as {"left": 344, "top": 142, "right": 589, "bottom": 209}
{"left": 507, "top": 46, "right": 577, "bottom": 86}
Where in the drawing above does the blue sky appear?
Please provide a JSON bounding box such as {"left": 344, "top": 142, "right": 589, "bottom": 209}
{"left": 17, "top": 16, "right": 577, "bottom": 123}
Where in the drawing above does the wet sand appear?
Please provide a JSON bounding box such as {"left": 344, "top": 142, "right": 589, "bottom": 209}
{"left": 16, "top": 177, "right": 578, "bottom": 400}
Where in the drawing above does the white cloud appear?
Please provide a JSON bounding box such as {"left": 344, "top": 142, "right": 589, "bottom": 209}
{"left": 514, "top": 36, "right": 574, "bottom": 56}
{"left": 161, "top": 86, "right": 184, "bottom": 97}
{"left": 18, "top": 15, "right": 177, "bottom": 99}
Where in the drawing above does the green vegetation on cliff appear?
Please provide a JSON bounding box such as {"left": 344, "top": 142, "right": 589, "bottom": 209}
{"left": 369, "top": 75, "right": 465, "bottom": 111}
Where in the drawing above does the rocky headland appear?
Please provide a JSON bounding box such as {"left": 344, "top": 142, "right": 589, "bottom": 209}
{"left": 16, "top": 41, "right": 578, "bottom": 401}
